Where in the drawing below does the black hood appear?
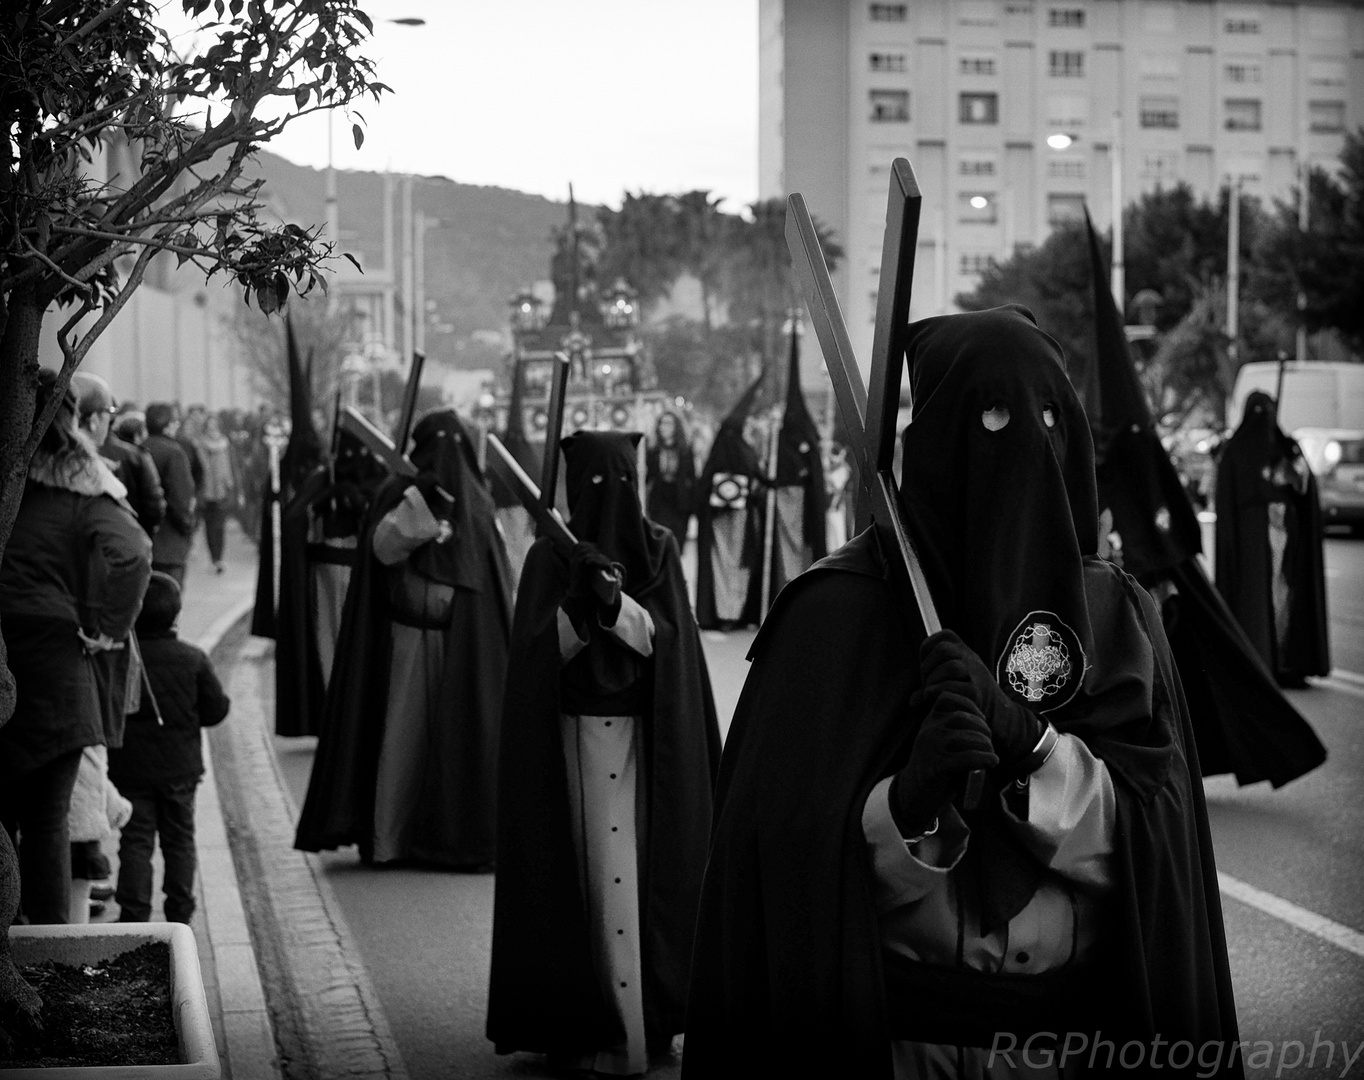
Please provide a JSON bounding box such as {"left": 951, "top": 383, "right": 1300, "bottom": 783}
{"left": 562, "top": 430, "right": 667, "bottom": 590}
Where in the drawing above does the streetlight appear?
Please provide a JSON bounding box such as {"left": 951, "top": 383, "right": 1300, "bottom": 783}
{"left": 1047, "top": 111, "right": 1125, "bottom": 312}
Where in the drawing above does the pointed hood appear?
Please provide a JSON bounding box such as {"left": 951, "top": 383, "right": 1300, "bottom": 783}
{"left": 704, "top": 369, "right": 765, "bottom": 480}
{"left": 776, "top": 325, "right": 828, "bottom": 553}
{"left": 281, "top": 316, "right": 324, "bottom": 492}
{"left": 1081, "top": 209, "right": 1201, "bottom": 576}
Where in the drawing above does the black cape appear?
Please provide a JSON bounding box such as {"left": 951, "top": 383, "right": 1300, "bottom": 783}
{"left": 686, "top": 307, "right": 1240, "bottom": 1077}
{"left": 768, "top": 326, "right": 827, "bottom": 597}
{"left": 1077, "top": 215, "right": 1324, "bottom": 786}
{"left": 273, "top": 433, "right": 387, "bottom": 737}
{"left": 293, "top": 412, "right": 513, "bottom": 866}
{"left": 1215, "top": 392, "right": 1331, "bottom": 682}
{"left": 684, "top": 531, "right": 1241, "bottom": 1077}
{"left": 695, "top": 375, "right": 765, "bottom": 629}
{"left": 487, "top": 442, "right": 721, "bottom": 1054}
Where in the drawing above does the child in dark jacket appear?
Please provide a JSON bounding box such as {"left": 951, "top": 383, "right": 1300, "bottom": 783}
{"left": 108, "top": 572, "right": 229, "bottom": 922}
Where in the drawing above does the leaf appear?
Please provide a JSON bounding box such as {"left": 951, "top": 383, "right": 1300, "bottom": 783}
{"left": 342, "top": 252, "right": 363, "bottom": 274}
{"left": 294, "top": 86, "right": 308, "bottom": 109}
{"left": 351, "top": 123, "right": 363, "bottom": 150}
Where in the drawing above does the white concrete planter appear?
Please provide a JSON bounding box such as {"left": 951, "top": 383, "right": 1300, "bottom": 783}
{"left": 6, "top": 922, "right": 221, "bottom": 1079}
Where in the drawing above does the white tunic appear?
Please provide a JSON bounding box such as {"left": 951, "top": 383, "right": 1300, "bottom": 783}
{"left": 555, "top": 596, "right": 656, "bottom": 1076}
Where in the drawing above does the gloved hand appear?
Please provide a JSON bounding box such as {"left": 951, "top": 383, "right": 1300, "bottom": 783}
{"left": 566, "top": 542, "right": 623, "bottom": 626}
{"left": 414, "top": 471, "right": 453, "bottom": 517}
{"left": 920, "top": 629, "right": 1044, "bottom": 770}
{"left": 889, "top": 692, "right": 998, "bottom": 837}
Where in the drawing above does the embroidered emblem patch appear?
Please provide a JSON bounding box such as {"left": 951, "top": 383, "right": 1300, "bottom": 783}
{"left": 997, "top": 612, "right": 1084, "bottom": 712}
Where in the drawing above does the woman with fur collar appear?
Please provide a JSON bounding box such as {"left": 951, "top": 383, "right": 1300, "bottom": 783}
{"left": 0, "top": 370, "right": 151, "bottom": 924}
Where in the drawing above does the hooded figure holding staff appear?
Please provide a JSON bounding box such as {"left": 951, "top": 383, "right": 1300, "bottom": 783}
{"left": 294, "top": 410, "right": 513, "bottom": 868}
{"left": 685, "top": 307, "right": 1241, "bottom": 1078}
{"left": 488, "top": 430, "right": 720, "bottom": 1075}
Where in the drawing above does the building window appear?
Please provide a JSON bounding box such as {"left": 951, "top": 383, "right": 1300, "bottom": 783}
{"left": 1046, "top": 93, "right": 1088, "bottom": 130}
{"left": 869, "top": 3, "right": 907, "bottom": 21}
{"left": 1140, "top": 53, "right": 1179, "bottom": 80}
{"left": 1309, "top": 58, "right": 1347, "bottom": 87}
{"left": 958, "top": 193, "right": 998, "bottom": 224}
{"left": 870, "top": 51, "right": 907, "bottom": 73}
{"left": 1048, "top": 156, "right": 1086, "bottom": 179}
{"left": 1223, "top": 13, "right": 1260, "bottom": 34}
{"left": 959, "top": 155, "right": 998, "bottom": 177}
{"left": 959, "top": 92, "right": 999, "bottom": 124}
{"left": 958, "top": 1, "right": 998, "bottom": 26}
{"left": 960, "top": 252, "right": 995, "bottom": 275}
{"left": 1004, "top": 3, "right": 1034, "bottom": 13}
{"left": 1139, "top": 95, "right": 1180, "bottom": 129}
{"left": 1047, "top": 193, "right": 1086, "bottom": 226}
{"left": 1309, "top": 100, "right": 1346, "bottom": 133}
{"left": 1048, "top": 8, "right": 1084, "bottom": 27}
{"left": 870, "top": 90, "right": 910, "bottom": 123}
{"left": 1143, "top": 153, "right": 1178, "bottom": 180}
{"left": 1224, "top": 61, "right": 1261, "bottom": 84}
{"left": 1049, "top": 51, "right": 1084, "bottom": 78}
{"left": 1224, "top": 99, "right": 1262, "bottom": 131}
{"left": 960, "top": 53, "right": 997, "bottom": 76}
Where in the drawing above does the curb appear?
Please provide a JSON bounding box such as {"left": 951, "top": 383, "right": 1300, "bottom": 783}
{"left": 206, "top": 627, "right": 409, "bottom": 1080}
{"left": 196, "top": 596, "right": 282, "bottom": 1080}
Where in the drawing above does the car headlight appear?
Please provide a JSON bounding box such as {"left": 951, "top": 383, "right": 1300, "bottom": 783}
{"left": 1324, "top": 440, "right": 1342, "bottom": 469}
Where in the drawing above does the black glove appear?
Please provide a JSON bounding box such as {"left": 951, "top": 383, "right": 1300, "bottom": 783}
{"left": 414, "top": 472, "right": 453, "bottom": 517}
{"left": 919, "top": 630, "right": 1044, "bottom": 771}
{"left": 889, "top": 691, "right": 999, "bottom": 837}
{"left": 566, "top": 542, "right": 623, "bottom": 626}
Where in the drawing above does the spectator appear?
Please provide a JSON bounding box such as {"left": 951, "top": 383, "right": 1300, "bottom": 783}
{"left": 110, "top": 573, "right": 230, "bottom": 924}
{"left": 144, "top": 403, "right": 197, "bottom": 588}
{"left": 177, "top": 404, "right": 207, "bottom": 495}
{"left": 72, "top": 373, "right": 166, "bottom": 538}
{"left": 195, "top": 413, "right": 237, "bottom": 573}
{"left": 67, "top": 746, "right": 132, "bottom": 924}
{"left": 645, "top": 409, "right": 697, "bottom": 550}
{"left": 0, "top": 370, "right": 151, "bottom": 923}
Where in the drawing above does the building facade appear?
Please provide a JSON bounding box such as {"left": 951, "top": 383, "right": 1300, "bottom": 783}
{"left": 760, "top": 0, "right": 1364, "bottom": 364}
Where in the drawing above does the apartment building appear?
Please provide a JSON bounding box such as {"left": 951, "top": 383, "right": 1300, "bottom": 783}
{"left": 759, "top": 0, "right": 1364, "bottom": 362}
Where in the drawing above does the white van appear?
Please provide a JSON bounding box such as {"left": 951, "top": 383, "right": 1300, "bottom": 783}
{"left": 1228, "top": 361, "right": 1364, "bottom": 531}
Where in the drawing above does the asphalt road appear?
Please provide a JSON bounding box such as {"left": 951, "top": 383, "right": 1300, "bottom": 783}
{"left": 261, "top": 539, "right": 1364, "bottom": 1080}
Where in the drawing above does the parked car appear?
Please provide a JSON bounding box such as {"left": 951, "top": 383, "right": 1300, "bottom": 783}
{"left": 1296, "top": 429, "right": 1364, "bottom": 533}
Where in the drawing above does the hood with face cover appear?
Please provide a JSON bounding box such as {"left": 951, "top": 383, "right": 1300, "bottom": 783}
{"left": 900, "top": 305, "right": 1098, "bottom": 715}
{"left": 406, "top": 409, "right": 488, "bottom": 589}
{"left": 562, "top": 430, "right": 668, "bottom": 591}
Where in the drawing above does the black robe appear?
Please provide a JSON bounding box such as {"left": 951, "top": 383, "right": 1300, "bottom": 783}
{"left": 684, "top": 530, "right": 1241, "bottom": 1077}
{"left": 645, "top": 421, "right": 696, "bottom": 548}
{"left": 768, "top": 327, "right": 827, "bottom": 597}
{"left": 272, "top": 439, "right": 385, "bottom": 737}
{"left": 293, "top": 415, "right": 513, "bottom": 867}
{"left": 695, "top": 378, "right": 765, "bottom": 630}
{"left": 1076, "top": 215, "right": 1324, "bottom": 786}
{"left": 1215, "top": 393, "right": 1331, "bottom": 683}
{"left": 488, "top": 436, "right": 721, "bottom": 1056}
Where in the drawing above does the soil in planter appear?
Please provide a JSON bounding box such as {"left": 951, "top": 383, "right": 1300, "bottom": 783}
{"left": 0, "top": 941, "right": 179, "bottom": 1069}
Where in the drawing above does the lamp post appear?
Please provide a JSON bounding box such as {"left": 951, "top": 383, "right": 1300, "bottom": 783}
{"left": 1047, "top": 110, "right": 1126, "bottom": 313}
{"left": 1296, "top": 157, "right": 1310, "bottom": 365}
{"left": 1226, "top": 174, "right": 1243, "bottom": 367}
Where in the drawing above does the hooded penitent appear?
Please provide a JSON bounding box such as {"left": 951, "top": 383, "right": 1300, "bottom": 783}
{"left": 252, "top": 317, "right": 324, "bottom": 638}
{"left": 488, "top": 430, "right": 721, "bottom": 1061}
{"left": 1215, "top": 391, "right": 1331, "bottom": 684}
{"left": 768, "top": 325, "right": 828, "bottom": 597}
{"left": 1077, "top": 214, "right": 1324, "bottom": 786}
{"left": 294, "top": 410, "right": 513, "bottom": 867}
{"left": 695, "top": 374, "right": 765, "bottom": 629}
{"left": 272, "top": 429, "right": 388, "bottom": 737}
{"left": 685, "top": 306, "right": 1241, "bottom": 1078}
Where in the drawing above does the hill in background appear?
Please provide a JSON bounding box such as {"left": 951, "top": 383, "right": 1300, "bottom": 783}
{"left": 247, "top": 149, "right": 570, "bottom": 370}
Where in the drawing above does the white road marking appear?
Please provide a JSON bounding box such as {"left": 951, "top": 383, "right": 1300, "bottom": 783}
{"left": 1219, "top": 872, "right": 1364, "bottom": 960}
{"left": 1310, "top": 670, "right": 1364, "bottom": 701}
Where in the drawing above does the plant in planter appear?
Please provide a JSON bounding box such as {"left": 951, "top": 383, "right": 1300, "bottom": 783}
{"left": 0, "top": 0, "right": 387, "bottom": 1045}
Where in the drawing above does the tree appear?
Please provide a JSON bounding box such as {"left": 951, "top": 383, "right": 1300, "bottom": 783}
{"left": 233, "top": 291, "right": 357, "bottom": 407}
{"left": 1251, "top": 128, "right": 1364, "bottom": 352}
{"left": 596, "top": 192, "right": 682, "bottom": 311}
{"left": 0, "top": 0, "right": 388, "bottom": 723}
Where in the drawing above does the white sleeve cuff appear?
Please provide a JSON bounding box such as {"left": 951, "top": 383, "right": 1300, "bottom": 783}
{"left": 861, "top": 776, "right": 969, "bottom": 912}
{"left": 557, "top": 607, "right": 588, "bottom": 661}
{"left": 605, "top": 594, "right": 655, "bottom": 657}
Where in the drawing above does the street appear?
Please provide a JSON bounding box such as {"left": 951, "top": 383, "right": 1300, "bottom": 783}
{"left": 231, "top": 538, "right": 1364, "bottom": 1079}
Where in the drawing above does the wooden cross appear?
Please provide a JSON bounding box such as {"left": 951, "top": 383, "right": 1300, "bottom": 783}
{"left": 393, "top": 349, "right": 427, "bottom": 453}
{"left": 540, "top": 352, "right": 571, "bottom": 510}
{"left": 787, "top": 157, "right": 983, "bottom": 806}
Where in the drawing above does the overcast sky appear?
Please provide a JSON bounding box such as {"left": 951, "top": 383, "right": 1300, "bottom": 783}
{"left": 205, "top": 0, "right": 760, "bottom": 211}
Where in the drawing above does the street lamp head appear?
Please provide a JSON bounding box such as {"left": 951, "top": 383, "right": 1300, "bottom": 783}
{"left": 969, "top": 195, "right": 989, "bottom": 210}
{"left": 1047, "top": 133, "right": 1075, "bottom": 151}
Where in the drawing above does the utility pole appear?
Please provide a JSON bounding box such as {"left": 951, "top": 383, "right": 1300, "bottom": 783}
{"left": 1226, "top": 174, "right": 1242, "bottom": 366}
{"left": 1296, "top": 158, "right": 1310, "bottom": 365}
{"left": 1110, "top": 110, "right": 1125, "bottom": 314}
{"left": 401, "top": 175, "right": 415, "bottom": 370}
{"left": 415, "top": 210, "right": 427, "bottom": 354}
